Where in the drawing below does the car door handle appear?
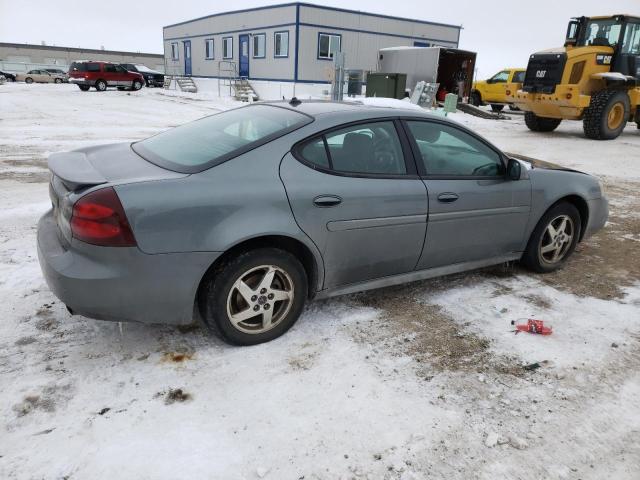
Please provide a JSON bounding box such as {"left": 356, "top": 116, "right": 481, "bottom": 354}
{"left": 437, "top": 193, "right": 459, "bottom": 203}
{"left": 313, "top": 195, "right": 342, "bottom": 207}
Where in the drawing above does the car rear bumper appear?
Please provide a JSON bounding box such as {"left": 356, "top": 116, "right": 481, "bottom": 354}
{"left": 37, "top": 210, "right": 221, "bottom": 325}
{"left": 146, "top": 78, "right": 164, "bottom": 87}
{"left": 584, "top": 196, "right": 609, "bottom": 240}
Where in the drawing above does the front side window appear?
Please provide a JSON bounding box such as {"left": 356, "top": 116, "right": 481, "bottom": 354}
{"left": 223, "top": 37, "right": 233, "bottom": 59}
{"left": 622, "top": 23, "right": 640, "bottom": 55}
{"left": 133, "top": 105, "right": 312, "bottom": 173}
{"left": 274, "top": 31, "right": 289, "bottom": 57}
{"left": 298, "top": 121, "right": 406, "bottom": 175}
{"left": 318, "top": 33, "right": 341, "bottom": 60}
{"left": 512, "top": 71, "right": 525, "bottom": 83}
{"left": 171, "top": 42, "right": 179, "bottom": 60}
{"left": 579, "top": 19, "right": 622, "bottom": 47}
{"left": 205, "top": 39, "right": 214, "bottom": 59}
{"left": 104, "top": 64, "right": 117, "bottom": 73}
{"left": 253, "top": 33, "right": 266, "bottom": 58}
{"left": 490, "top": 71, "right": 510, "bottom": 83}
{"left": 406, "top": 121, "right": 504, "bottom": 177}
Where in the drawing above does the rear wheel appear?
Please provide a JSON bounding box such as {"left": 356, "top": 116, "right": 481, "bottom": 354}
{"left": 524, "top": 111, "right": 562, "bottom": 132}
{"left": 95, "top": 79, "right": 107, "bottom": 92}
{"left": 25, "top": 77, "right": 33, "bottom": 84}
{"left": 201, "top": 248, "right": 307, "bottom": 345}
{"left": 132, "top": 80, "right": 143, "bottom": 91}
{"left": 78, "top": 85, "right": 90, "bottom": 91}
{"left": 490, "top": 104, "right": 504, "bottom": 112}
{"left": 470, "top": 91, "right": 482, "bottom": 107}
{"left": 521, "top": 202, "right": 581, "bottom": 273}
{"left": 583, "top": 90, "right": 630, "bottom": 140}
{"left": 54, "top": 78, "right": 62, "bottom": 84}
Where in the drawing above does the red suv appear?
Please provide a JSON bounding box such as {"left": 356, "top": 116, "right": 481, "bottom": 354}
{"left": 68, "top": 61, "right": 145, "bottom": 92}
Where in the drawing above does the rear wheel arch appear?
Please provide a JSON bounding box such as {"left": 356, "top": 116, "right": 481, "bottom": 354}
{"left": 195, "top": 235, "right": 322, "bottom": 316}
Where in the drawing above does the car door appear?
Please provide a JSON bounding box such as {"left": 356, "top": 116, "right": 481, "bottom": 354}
{"left": 280, "top": 119, "right": 428, "bottom": 289}
{"left": 484, "top": 70, "right": 510, "bottom": 102}
{"left": 402, "top": 119, "right": 531, "bottom": 270}
{"left": 103, "top": 63, "right": 119, "bottom": 86}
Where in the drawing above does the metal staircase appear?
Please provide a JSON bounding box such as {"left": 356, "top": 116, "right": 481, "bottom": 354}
{"left": 218, "top": 61, "right": 259, "bottom": 102}
{"left": 162, "top": 75, "right": 197, "bottom": 93}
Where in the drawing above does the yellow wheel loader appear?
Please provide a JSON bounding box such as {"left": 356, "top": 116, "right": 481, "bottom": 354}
{"left": 507, "top": 15, "right": 640, "bottom": 140}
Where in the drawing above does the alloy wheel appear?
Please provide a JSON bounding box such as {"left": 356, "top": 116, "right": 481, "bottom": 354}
{"left": 539, "top": 214, "right": 574, "bottom": 264}
{"left": 226, "top": 265, "right": 294, "bottom": 334}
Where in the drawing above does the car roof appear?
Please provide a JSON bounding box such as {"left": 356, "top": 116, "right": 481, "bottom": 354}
{"left": 264, "top": 99, "right": 434, "bottom": 120}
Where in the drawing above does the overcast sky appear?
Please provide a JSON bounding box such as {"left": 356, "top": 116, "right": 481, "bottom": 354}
{"left": 1, "top": 0, "right": 637, "bottom": 78}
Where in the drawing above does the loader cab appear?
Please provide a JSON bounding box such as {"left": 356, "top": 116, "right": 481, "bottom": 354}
{"left": 566, "top": 15, "right": 640, "bottom": 79}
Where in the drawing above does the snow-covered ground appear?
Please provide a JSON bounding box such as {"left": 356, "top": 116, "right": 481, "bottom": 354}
{"left": 1, "top": 83, "right": 639, "bottom": 480}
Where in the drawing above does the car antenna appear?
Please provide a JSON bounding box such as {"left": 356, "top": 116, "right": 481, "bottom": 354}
{"left": 289, "top": 96, "right": 301, "bottom": 106}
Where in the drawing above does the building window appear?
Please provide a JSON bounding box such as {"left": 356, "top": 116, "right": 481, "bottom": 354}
{"left": 171, "top": 42, "right": 179, "bottom": 60}
{"left": 222, "top": 37, "right": 233, "bottom": 59}
{"left": 318, "top": 33, "right": 341, "bottom": 60}
{"left": 274, "top": 31, "right": 289, "bottom": 57}
{"left": 205, "top": 39, "right": 214, "bottom": 59}
{"left": 252, "top": 33, "right": 266, "bottom": 58}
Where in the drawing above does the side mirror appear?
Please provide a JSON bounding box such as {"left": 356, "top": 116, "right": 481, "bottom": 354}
{"left": 506, "top": 158, "right": 522, "bottom": 180}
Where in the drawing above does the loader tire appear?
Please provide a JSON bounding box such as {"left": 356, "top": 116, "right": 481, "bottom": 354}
{"left": 583, "top": 90, "right": 629, "bottom": 140}
{"left": 524, "top": 112, "right": 562, "bottom": 132}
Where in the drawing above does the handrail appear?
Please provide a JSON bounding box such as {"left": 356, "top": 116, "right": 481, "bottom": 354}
{"left": 218, "top": 60, "right": 239, "bottom": 96}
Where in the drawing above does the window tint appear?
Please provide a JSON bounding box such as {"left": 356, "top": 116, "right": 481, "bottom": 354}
{"left": 299, "top": 137, "right": 329, "bottom": 168}
{"left": 324, "top": 121, "right": 406, "bottom": 175}
{"left": 70, "top": 62, "right": 87, "bottom": 72}
{"left": 253, "top": 34, "right": 266, "bottom": 58}
{"left": 406, "top": 121, "right": 505, "bottom": 177}
{"left": 318, "top": 33, "right": 341, "bottom": 59}
{"left": 86, "top": 63, "right": 101, "bottom": 72}
{"left": 491, "top": 71, "right": 510, "bottom": 83}
{"left": 133, "top": 105, "right": 311, "bottom": 173}
{"left": 580, "top": 19, "right": 622, "bottom": 47}
{"left": 104, "top": 64, "right": 117, "bottom": 73}
{"left": 274, "top": 31, "right": 289, "bottom": 57}
{"left": 512, "top": 71, "right": 525, "bottom": 83}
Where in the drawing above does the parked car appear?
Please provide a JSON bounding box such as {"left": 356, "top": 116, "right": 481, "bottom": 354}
{"left": 16, "top": 69, "right": 66, "bottom": 84}
{"left": 0, "top": 70, "right": 16, "bottom": 82}
{"left": 38, "top": 101, "right": 608, "bottom": 345}
{"left": 471, "top": 68, "right": 526, "bottom": 112}
{"left": 68, "top": 61, "right": 144, "bottom": 92}
{"left": 120, "top": 63, "right": 164, "bottom": 87}
{"left": 44, "top": 68, "right": 69, "bottom": 81}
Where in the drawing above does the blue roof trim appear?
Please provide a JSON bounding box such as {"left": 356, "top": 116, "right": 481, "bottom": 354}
{"left": 163, "top": 2, "right": 461, "bottom": 31}
{"left": 165, "top": 23, "right": 296, "bottom": 41}
{"left": 189, "top": 74, "right": 328, "bottom": 84}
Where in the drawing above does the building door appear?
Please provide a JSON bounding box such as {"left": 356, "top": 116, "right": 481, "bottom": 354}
{"left": 239, "top": 34, "right": 250, "bottom": 77}
{"left": 183, "top": 40, "right": 192, "bottom": 76}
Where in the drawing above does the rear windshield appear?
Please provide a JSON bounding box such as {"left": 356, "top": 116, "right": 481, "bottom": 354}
{"left": 132, "top": 104, "right": 312, "bottom": 173}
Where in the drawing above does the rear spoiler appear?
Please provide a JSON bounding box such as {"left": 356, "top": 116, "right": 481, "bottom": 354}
{"left": 48, "top": 152, "right": 107, "bottom": 191}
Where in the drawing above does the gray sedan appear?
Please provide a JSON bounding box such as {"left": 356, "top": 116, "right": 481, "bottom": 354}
{"left": 37, "top": 101, "right": 608, "bottom": 345}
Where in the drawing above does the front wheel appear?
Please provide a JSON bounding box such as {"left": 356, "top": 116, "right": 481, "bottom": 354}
{"left": 132, "top": 80, "right": 143, "bottom": 91}
{"left": 201, "top": 248, "right": 308, "bottom": 345}
{"left": 521, "top": 202, "right": 581, "bottom": 273}
{"left": 524, "top": 111, "right": 562, "bottom": 132}
{"left": 583, "top": 90, "right": 630, "bottom": 140}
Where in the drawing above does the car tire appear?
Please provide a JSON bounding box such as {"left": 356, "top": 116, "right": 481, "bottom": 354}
{"left": 508, "top": 104, "right": 520, "bottom": 111}
{"left": 583, "top": 90, "right": 630, "bottom": 140}
{"left": 470, "top": 91, "right": 482, "bottom": 107}
{"left": 132, "top": 80, "right": 143, "bottom": 91}
{"left": 524, "top": 111, "right": 562, "bottom": 132}
{"left": 54, "top": 78, "right": 62, "bottom": 84}
{"left": 95, "top": 79, "right": 107, "bottom": 92}
{"left": 201, "top": 248, "right": 308, "bottom": 346}
{"left": 78, "top": 85, "right": 90, "bottom": 91}
{"left": 521, "top": 202, "right": 582, "bottom": 273}
{"left": 490, "top": 104, "right": 504, "bottom": 112}
{"left": 25, "top": 77, "right": 33, "bottom": 84}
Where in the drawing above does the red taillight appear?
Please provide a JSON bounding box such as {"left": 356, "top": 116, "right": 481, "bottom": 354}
{"left": 70, "top": 187, "right": 136, "bottom": 247}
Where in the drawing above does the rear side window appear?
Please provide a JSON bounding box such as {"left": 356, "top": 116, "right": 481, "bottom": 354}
{"left": 86, "top": 63, "right": 101, "bottom": 72}
{"left": 296, "top": 121, "right": 406, "bottom": 175}
{"left": 133, "top": 105, "right": 312, "bottom": 173}
{"left": 406, "top": 121, "right": 504, "bottom": 177}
